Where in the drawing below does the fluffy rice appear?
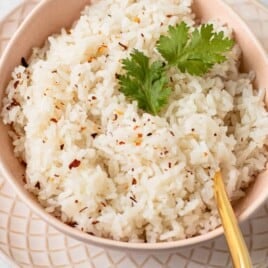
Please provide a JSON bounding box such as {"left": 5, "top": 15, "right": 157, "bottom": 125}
{"left": 1, "top": 0, "right": 268, "bottom": 242}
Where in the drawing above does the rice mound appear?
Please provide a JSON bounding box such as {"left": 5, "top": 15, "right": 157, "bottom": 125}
{"left": 2, "top": 0, "right": 268, "bottom": 243}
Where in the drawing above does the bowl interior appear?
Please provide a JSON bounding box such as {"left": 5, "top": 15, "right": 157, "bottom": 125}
{"left": 0, "top": 0, "right": 267, "bottom": 251}
{"left": 192, "top": 0, "right": 268, "bottom": 221}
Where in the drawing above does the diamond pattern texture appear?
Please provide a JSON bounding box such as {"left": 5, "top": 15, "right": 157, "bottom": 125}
{"left": 0, "top": 0, "right": 268, "bottom": 267}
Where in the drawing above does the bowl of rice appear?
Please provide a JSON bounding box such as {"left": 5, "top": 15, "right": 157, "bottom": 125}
{"left": 0, "top": 0, "right": 268, "bottom": 252}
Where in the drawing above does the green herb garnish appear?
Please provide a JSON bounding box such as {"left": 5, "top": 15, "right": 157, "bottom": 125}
{"left": 118, "top": 23, "right": 234, "bottom": 115}
{"left": 157, "top": 22, "right": 235, "bottom": 75}
{"left": 118, "top": 49, "right": 171, "bottom": 115}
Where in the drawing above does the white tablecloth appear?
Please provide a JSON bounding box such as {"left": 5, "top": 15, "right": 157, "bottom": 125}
{"left": 261, "top": 0, "right": 268, "bottom": 5}
{"left": 0, "top": 0, "right": 19, "bottom": 255}
{"left": 0, "top": 2, "right": 23, "bottom": 267}
{"left": 0, "top": 0, "right": 22, "bottom": 19}
{"left": 0, "top": 5, "right": 21, "bottom": 261}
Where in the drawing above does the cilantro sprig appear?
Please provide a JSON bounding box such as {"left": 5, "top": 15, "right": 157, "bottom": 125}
{"left": 157, "top": 22, "right": 235, "bottom": 75}
{"left": 118, "top": 49, "right": 171, "bottom": 115}
{"left": 118, "top": 23, "right": 234, "bottom": 115}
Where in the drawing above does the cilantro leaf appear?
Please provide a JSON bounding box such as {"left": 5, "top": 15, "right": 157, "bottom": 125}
{"left": 117, "top": 23, "right": 234, "bottom": 115}
{"left": 118, "top": 49, "right": 171, "bottom": 115}
{"left": 157, "top": 22, "right": 235, "bottom": 75}
{"left": 157, "top": 22, "right": 189, "bottom": 66}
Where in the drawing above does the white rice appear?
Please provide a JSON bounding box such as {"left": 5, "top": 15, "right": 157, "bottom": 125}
{"left": 1, "top": 0, "right": 268, "bottom": 242}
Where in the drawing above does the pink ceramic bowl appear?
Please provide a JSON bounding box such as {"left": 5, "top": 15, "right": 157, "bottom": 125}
{"left": 0, "top": 0, "right": 268, "bottom": 252}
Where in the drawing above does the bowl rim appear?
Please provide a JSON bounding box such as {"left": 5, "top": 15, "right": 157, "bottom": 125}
{"left": 0, "top": 0, "right": 268, "bottom": 251}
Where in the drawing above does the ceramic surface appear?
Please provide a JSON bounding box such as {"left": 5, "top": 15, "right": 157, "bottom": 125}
{"left": 0, "top": 0, "right": 268, "bottom": 267}
{"left": 255, "top": 0, "right": 268, "bottom": 8}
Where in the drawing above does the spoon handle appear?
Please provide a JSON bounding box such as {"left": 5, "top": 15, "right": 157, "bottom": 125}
{"left": 214, "top": 172, "right": 252, "bottom": 268}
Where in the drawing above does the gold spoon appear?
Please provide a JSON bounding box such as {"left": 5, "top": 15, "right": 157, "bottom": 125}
{"left": 214, "top": 171, "right": 252, "bottom": 268}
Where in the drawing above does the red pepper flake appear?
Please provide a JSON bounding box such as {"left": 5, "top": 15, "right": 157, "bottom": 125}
{"left": 60, "top": 144, "right": 64, "bottom": 150}
{"left": 168, "top": 162, "right": 172, "bottom": 168}
{"left": 252, "top": 173, "right": 257, "bottom": 179}
{"left": 133, "top": 16, "right": 141, "bottom": 23}
{"left": 87, "top": 232, "right": 95, "bottom": 236}
{"left": 91, "top": 133, "right": 98, "bottom": 139}
{"left": 137, "top": 133, "right": 143, "bottom": 138}
{"left": 119, "top": 141, "right": 125, "bottom": 145}
{"left": 132, "top": 178, "right": 137, "bottom": 185}
{"left": 92, "top": 96, "right": 97, "bottom": 100}
{"left": 164, "top": 150, "right": 169, "bottom": 155}
{"left": 79, "top": 207, "right": 88, "bottom": 213}
{"left": 205, "top": 207, "right": 212, "bottom": 213}
{"left": 166, "top": 14, "right": 173, "bottom": 18}
{"left": 21, "top": 57, "right": 28, "bottom": 68}
{"left": 21, "top": 160, "right": 27, "bottom": 167}
{"left": 169, "top": 131, "right": 175, "bottom": 136}
{"left": 87, "top": 56, "right": 96, "bottom": 63}
{"left": 6, "top": 98, "right": 20, "bottom": 110}
{"left": 14, "top": 81, "right": 19, "bottom": 89}
{"left": 113, "top": 114, "right": 118, "bottom": 121}
{"left": 69, "top": 159, "right": 81, "bottom": 169}
{"left": 97, "top": 44, "right": 108, "bottom": 55}
{"left": 35, "top": 181, "right": 41, "bottom": 189}
{"left": 11, "top": 98, "right": 20, "bottom": 106}
{"left": 75, "top": 200, "right": 79, "bottom": 203}
{"left": 50, "top": 118, "right": 58, "bottom": 123}
{"left": 101, "top": 202, "right": 107, "bottom": 207}
{"left": 118, "top": 42, "right": 128, "bottom": 50}
{"left": 66, "top": 221, "right": 78, "bottom": 227}
{"left": 130, "top": 196, "right": 137, "bottom": 203}
{"left": 135, "top": 141, "right": 141, "bottom": 146}
{"left": 92, "top": 220, "right": 99, "bottom": 225}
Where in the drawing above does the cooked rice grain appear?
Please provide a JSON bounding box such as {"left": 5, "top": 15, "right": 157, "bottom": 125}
{"left": 2, "top": 0, "right": 268, "bottom": 242}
